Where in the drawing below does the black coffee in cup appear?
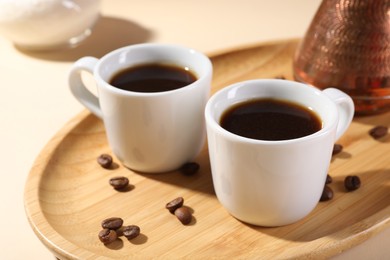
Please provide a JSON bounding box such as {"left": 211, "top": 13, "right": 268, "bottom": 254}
{"left": 109, "top": 63, "right": 197, "bottom": 93}
{"left": 220, "top": 98, "right": 322, "bottom": 141}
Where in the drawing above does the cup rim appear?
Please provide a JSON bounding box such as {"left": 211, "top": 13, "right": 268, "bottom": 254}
{"left": 205, "top": 79, "right": 339, "bottom": 145}
{"left": 94, "top": 43, "right": 212, "bottom": 97}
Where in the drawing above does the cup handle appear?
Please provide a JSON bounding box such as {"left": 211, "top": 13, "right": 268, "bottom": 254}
{"left": 68, "top": 57, "right": 103, "bottom": 119}
{"left": 322, "top": 88, "right": 355, "bottom": 141}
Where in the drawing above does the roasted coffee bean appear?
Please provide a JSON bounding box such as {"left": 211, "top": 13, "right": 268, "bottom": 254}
{"left": 369, "top": 125, "right": 388, "bottom": 139}
{"left": 98, "top": 228, "right": 117, "bottom": 244}
{"left": 344, "top": 175, "right": 361, "bottom": 191}
{"left": 320, "top": 185, "right": 333, "bottom": 201}
{"left": 325, "top": 174, "right": 333, "bottom": 184}
{"left": 332, "top": 144, "right": 343, "bottom": 155}
{"left": 180, "top": 162, "right": 200, "bottom": 176}
{"left": 109, "top": 176, "right": 129, "bottom": 190}
{"left": 101, "top": 217, "right": 123, "bottom": 230}
{"left": 166, "top": 197, "right": 184, "bottom": 214}
{"left": 275, "top": 75, "right": 286, "bottom": 80}
{"left": 123, "top": 225, "right": 141, "bottom": 240}
{"left": 97, "top": 154, "right": 113, "bottom": 169}
{"left": 174, "top": 207, "right": 192, "bottom": 225}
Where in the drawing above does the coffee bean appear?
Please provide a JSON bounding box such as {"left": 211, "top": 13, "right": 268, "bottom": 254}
{"left": 98, "top": 228, "right": 117, "bottom": 244}
{"left": 174, "top": 207, "right": 192, "bottom": 225}
{"left": 325, "top": 174, "right": 333, "bottom": 184}
{"left": 275, "top": 75, "right": 286, "bottom": 80}
{"left": 320, "top": 185, "right": 333, "bottom": 201}
{"left": 344, "top": 175, "right": 361, "bottom": 191}
{"left": 97, "top": 154, "right": 113, "bottom": 169}
{"left": 101, "top": 217, "right": 123, "bottom": 230}
{"left": 123, "top": 225, "right": 141, "bottom": 240}
{"left": 369, "top": 126, "right": 388, "bottom": 139}
{"left": 180, "top": 162, "right": 200, "bottom": 176}
{"left": 109, "top": 176, "right": 129, "bottom": 190}
{"left": 332, "top": 144, "right": 343, "bottom": 155}
{"left": 166, "top": 197, "right": 184, "bottom": 214}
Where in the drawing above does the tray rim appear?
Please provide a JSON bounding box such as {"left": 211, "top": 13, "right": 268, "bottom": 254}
{"left": 24, "top": 39, "right": 390, "bottom": 259}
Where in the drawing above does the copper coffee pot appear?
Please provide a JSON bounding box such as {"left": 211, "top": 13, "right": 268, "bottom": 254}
{"left": 293, "top": 0, "right": 390, "bottom": 115}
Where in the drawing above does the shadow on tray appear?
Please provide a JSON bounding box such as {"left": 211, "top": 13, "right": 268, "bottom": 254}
{"left": 247, "top": 168, "right": 390, "bottom": 242}
{"left": 139, "top": 148, "right": 216, "bottom": 196}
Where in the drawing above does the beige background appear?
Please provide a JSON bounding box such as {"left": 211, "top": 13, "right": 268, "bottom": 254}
{"left": 0, "top": 0, "right": 388, "bottom": 259}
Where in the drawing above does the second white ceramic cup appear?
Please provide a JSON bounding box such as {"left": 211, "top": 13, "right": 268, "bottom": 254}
{"left": 69, "top": 43, "right": 212, "bottom": 173}
{"left": 205, "top": 79, "right": 354, "bottom": 226}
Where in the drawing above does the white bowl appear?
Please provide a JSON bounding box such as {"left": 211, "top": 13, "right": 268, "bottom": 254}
{"left": 0, "top": 0, "right": 101, "bottom": 50}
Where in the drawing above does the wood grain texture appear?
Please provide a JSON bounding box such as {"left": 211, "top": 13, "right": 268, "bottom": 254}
{"left": 24, "top": 39, "right": 390, "bottom": 259}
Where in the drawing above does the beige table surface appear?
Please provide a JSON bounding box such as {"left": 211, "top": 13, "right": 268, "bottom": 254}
{"left": 0, "top": 0, "right": 388, "bottom": 259}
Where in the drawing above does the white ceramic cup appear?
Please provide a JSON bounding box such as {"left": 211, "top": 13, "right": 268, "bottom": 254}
{"left": 205, "top": 79, "right": 354, "bottom": 226}
{"left": 69, "top": 43, "right": 212, "bottom": 173}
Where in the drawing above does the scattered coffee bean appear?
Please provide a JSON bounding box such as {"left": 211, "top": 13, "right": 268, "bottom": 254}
{"left": 180, "top": 162, "right": 200, "bottom": 176}
{"left": 332, "top": 144, "right": 343, "bottom": 155}
{"left": 109, "top": 176, "right": 129, "bottom": 190}
{"left": 369, "top": 125, "right": 388, "bottom": 139}
{"left": 174, "top": 207, "right": 192, "bottom": 225}
{"left": 123, "top": 225, "right": 141, "bottom": 240}
{"left": 101, "top": 217, "right": 123, "bottom": 230}
{"left": 325, "top": 174, "right": 333, "bottom": 184}
{"left": 97, "top": 154, "right": 113, "bottom": 169}
{"left": 344, "top": 175, "right": 361, "bottom": 191}
{"left": 275, "top": 75, "right": 286, "bottom": 80}
{"left": 320, "top": 185, "right": 334, "bottom": 201}
{"left": 98, "top": 228, "right": 117, "bottom": 244}
{"left": 166, "top": 197, "right": 184, "bottom": 214}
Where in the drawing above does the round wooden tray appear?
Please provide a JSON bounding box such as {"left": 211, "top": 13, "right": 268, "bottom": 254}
{"left": 24, "top": 39, "right": 390, "bottom": 259}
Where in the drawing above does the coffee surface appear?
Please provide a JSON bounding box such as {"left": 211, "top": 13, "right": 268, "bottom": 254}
{"left": 220, "top": 98, "right": 322, "bottom": 141}
{"left": 109, "top": 63, "right": 197, "bottom": 93}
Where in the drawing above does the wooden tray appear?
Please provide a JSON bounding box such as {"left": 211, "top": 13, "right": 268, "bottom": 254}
{"left": 24, "top": 39, "right": 390, "bottom": 259}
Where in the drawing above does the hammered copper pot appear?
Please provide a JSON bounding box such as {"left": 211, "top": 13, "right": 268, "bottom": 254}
{"left": 293, "top": 0, "right": 390, "bottom": 115}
